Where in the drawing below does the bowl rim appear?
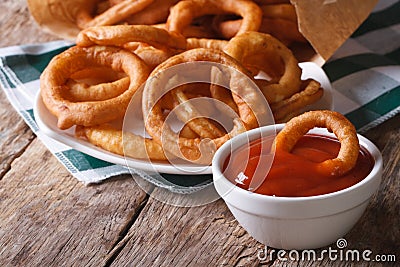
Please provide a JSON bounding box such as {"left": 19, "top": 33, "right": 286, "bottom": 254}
{"left": 212, "top": 124, "right": 383, "bottom": 217}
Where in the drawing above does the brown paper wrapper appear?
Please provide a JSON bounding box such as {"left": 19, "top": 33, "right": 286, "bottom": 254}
{"left": 291, "top": 0, "right": 378, "bottom": 64}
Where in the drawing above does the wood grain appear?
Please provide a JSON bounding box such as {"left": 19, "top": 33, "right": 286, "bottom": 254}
{"left": 0, "top": 1, "right": 398, "bottom": 266}
{"left": 110, "top": 190, "right": 266, "bottom": 266}
{"left": 0, "top": 0, "right": 57, "bottom": 179}
{"left": 0, "top": 139, "right": 148, "bottom": 266}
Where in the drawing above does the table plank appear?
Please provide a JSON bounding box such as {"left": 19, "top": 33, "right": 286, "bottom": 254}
{"left": 0, "top": 0, "right": 57, "bottom": 47}
{"left": 110, "top": 192, "right": 265, "bottom": 266}
{"left": 0, "top": 0, "right": 57, "bottom": 180}
{"left": 0, "top": 139, "right": 148, "bottom": 266}
{"left": 0, "top": 90, "right": 35, "bottom": 178}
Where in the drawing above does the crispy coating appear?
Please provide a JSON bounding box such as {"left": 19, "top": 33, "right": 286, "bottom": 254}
{"left": 142, "top": 48, "right": 260, "bottom": 164}
{"left": 166, "top": 0, "right": 262, "bottom": 37}
{"left": 76, "top": 0, "right": 154, "bottom": 29}
{"left": 40, "top": 45, "right": 150, "bottom": 129}
{"left": 224, "top": 31, "right": 302, "bottom": 103}
{"left": 271, "top": 79, "right": 324, "bottom": 123}
{"left": 76, "top": 25, "right": 187, "bottom": 50}
{"left": 274, "top": 110, "right": 360, "bottom": 177}
{"left": 76, "top": 124, "right": 171, "bottom": 161}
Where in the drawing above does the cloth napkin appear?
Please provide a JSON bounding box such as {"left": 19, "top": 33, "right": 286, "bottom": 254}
{"left": 1, "top": 0, "right": 399, "bottom": 186}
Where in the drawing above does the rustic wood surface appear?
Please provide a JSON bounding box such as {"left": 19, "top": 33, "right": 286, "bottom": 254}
{"left": 0, "top": 1, "right": 398, "bottom": 266}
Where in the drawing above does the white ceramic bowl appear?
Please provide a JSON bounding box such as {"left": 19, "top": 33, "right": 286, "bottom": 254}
{"left": 212, "top": 124, "right": 382, "bottom": 250}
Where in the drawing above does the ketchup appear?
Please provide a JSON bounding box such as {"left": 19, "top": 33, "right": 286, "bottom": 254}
{"left": 223, "top": 134, "right": 374, "bottom": 197}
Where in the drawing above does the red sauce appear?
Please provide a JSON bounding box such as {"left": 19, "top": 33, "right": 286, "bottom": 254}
{"left": 223, "top": 134, "right": 374, "bottom": 197}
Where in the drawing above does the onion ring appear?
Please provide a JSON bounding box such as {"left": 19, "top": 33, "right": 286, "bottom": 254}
{"left": 166, "top": 0, "right": 262, "bottom": 37}
{"left": 65, "top": 66, "right": 130, "bottom": 101}
{"left": 214, "top": 15, "right": 306, "bottom": 45}
{"left": 274, "top": 110, "right": 360, "bottom": 177}
{"left": 270, "top": 79, "right": 323, "bottom": 123}
{"left": 40, "top": 45, "right": 150, "bottom": 129}
{"left": 124, "top": 0, "right": 180, "bottom": 25}
{"left": 142, "top": 48, "right": 266, "bottom": 164}
{"left": 170, "top": 85, "right": 225, "bottom": 139}
{"left": 76, "top": 124, "right": 171, "bottom": 161}
{"left": 186, "top": 38, "right": 228, "bottom": 51}
{"left": 210, "top": 66, "right": 239, "bottom": 114}
{"left": 259, "top": 18, "right": 307, "bottom": 44}
{"left": 133, "top": 45, "right": 176, "bottom": 70}
{"left": 66, "top": 76, "right": 130, "bottom": 102}
{"left": 76, "top": 0, "right": 154, "bottom": 29}
{"left": 224, "top": 31, "right": 302, "bottom": 103}
{"left": 254, "top": 0, "right": 291, "bottom": 4}
{"left": 76, "top": 25, "right": 187, "bottom": 51}
{"left": 261, "top": 4, "right": 297, "bottom": 22}
{"left": 154, "top": 23, "right": 218, "bottom": 39}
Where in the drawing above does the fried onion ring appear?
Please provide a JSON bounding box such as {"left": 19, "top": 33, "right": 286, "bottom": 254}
{"left": 260, "top": 4, "right": 297, "bottom": 23}
{"left": 76, "top": 25, "right": 187, "bottom": 51}
{"left": 40, "top": 45, "right": 150, "bottom": 129}
{"left": 224, "top": 31, "right": 302, "bottom": 103}
{"left": 76, "top": 124, "right": 171, "bottom": 161}
{"left": 270, "top": 79, "right": 323, "bottom": 123}
{"left": 213, "top": 12, "right": 306, "bottom": 45}
{"left": 66, "top": 76, "right": 130, "bottom": 102}
{"left": 259, "top": 18, "right": 307, "bottom": 44}
{"left": 166, "top": 0, "right": 262, "bottom": 37}
{"left": 65, "top": 66, "right": 130, "bottom": 101}
{"left": 124, "top": 0, "right": 180, "bottom": 25}
{"left": 76, "top": 0, "right": 154, "bottom": 29}
{"left": 186, "top": 38, "right": 228, "bottom": 51}
{"left": 170, "top": 85, "right": 226, "bottom": 139}
{"left": 142, "top": 48, "right": 267, "bottom": 164}
{"left": 274, "top": 110, "right": 360, "bottom": 177}
{"left": 133, "top": 45, "right": 176, "bottom": 70}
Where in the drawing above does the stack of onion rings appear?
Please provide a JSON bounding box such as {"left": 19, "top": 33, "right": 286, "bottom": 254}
{"left": 40, "top": 45, "right": 150, "bottom": 130}
{"left": 141, "top": 48, "right": 268, "bottom": 164}
{"left": 38, "top": 2, "right": 332, "bottom": 165}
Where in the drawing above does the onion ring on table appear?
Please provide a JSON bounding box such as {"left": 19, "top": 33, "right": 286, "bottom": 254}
{"left": 76, "top": 25, "right": 187, "bottom": 51}
{"left": 224, "top": 31, "right": 302, "bottom": 103}
{"left": 75, "top": 124, "right": 172, "bottom": 161}
{"left": 166, "top": 0, "right": 262, "bottom": 38}
{"left": 76, "top": 0, "right": 154, "bottom": 29}
{"left": 40, "top": 45, "right": 150, "bottom": 129}
{"left": 142, "top": 48, "right": 268, "bottom": 164}
{"left": 270, "top": 79, "right": 323, "bottom": 123}
{"left": 274, "top": 110, "right": 360, "bottom": 177}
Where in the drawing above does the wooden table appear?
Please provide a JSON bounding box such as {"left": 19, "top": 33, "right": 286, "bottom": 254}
{"left": 0, "top": 1, "right": 398, "bottom": 266}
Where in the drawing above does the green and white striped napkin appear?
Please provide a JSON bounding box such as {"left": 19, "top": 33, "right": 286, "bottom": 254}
{"left": 1, "top": 0, "right": 399, "bottom": 185}
{"left": 323, "top": 0, "right": 400, "bottom": 133}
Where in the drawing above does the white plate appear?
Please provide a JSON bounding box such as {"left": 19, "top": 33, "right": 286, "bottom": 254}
{"left": 34, "top": 62, "right": 333, "bottom": 175}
